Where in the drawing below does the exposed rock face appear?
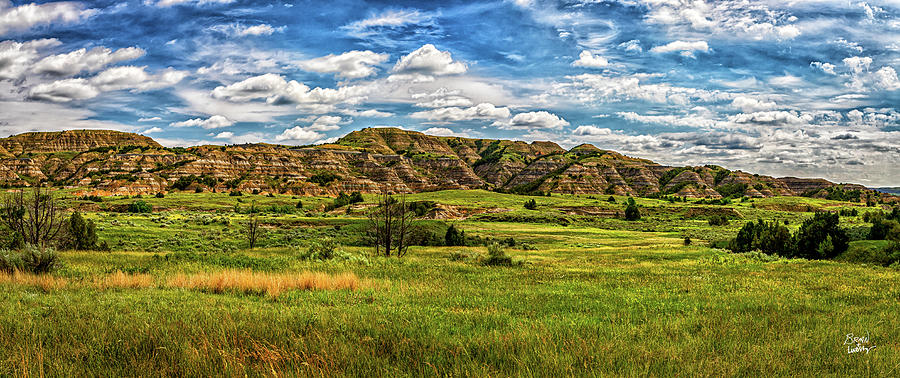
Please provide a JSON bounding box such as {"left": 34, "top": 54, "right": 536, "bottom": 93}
{"left": 0, "top": 130, "right": 161, "bottom": 154}
{"left": 0, "top": 128, "right": 885, "bottom": 199}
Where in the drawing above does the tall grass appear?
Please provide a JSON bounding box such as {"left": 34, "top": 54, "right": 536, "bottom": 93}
{"left": 0, "top": 271, "right": 67, "bottom": 292}
{"left": 168, "top": 270, "right": 360, "bottom": 297}
{"left": 94, "top": 271, "right": 155, "bottom": 289}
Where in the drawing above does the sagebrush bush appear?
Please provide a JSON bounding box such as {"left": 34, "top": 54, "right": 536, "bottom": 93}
{"left": 0, "top": 245, "right": 60, "bottom": 274}
{"left": 301, "top": 238, "right": 339, "bottom": 260}
{"left": 482, "top": 242, "right": 513, "bottom": 266}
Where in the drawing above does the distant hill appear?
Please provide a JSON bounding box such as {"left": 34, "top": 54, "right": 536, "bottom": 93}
{"left": 875, "top": 188, "right": 900, "bottom": 195}
{"left": 0, "top": 128, "right": 893, "bottom": 202}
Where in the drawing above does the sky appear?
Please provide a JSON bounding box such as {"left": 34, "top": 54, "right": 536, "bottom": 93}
{"left": 0, "top": 0, "right": 899, "bottom": 186}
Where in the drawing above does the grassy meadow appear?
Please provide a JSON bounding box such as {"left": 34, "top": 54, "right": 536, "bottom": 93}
{"left": 1, "top": 190, "right": 898, "bottom": 376}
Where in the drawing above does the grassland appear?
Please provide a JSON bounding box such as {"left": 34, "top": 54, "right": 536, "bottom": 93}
{"left": 1, "top": 190, "right": 897, "bottom": 376}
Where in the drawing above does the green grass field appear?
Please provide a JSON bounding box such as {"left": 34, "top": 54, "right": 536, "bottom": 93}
{"left": 1, "top": 190, "right": 897, "bottom": 375}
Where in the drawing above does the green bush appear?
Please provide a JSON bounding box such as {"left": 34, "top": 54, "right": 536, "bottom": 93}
{"left": 0, "top": 245, "right": 60, "bottom": 274}
{"left": 624, "top": 198, "right": 641, "bottom": 221}
{"left": 445, "top": 225, "right": 466, "bottom": 246}
{"left": 842, "top": 242, "right": 900, "bottom": 267}
{"left": 716, "top": 183, "right": 748, "bottom": 198}
{"left": 309, "top": 173, "right": 339, "bottom": 186}
{"left": 524, "top": 199, "right": 537, "bottom": 210}
{"left": 0, "top": 249, "right": 23, "bottom": 273}
{"left": 300, "top": 238, "right": 339, "bottom": 260}
{"left": 128, "top": 200, "right": 152, "bottom": 213}
{"left": 325, "top": 192, "right": 364, "bottom": 211}
{"left": 64, "top": 211, "right": 99, "bottom": 250}
{"left": 869, "top": 218, "right": 900, "bottom": 241}
{"left": 155, "top": 192, "right": 165, "bottom": 198}
{"left": 729, "top": 220, "right": 794, "bottom": 256}
{"left": 794, "top": 212, "right": 848, "bottom": 259}
{"left": 708, "top": 215, "right": 730, "bottom": 226}
{"left": 482, "top": 242, "right": 513, "bottom": 266}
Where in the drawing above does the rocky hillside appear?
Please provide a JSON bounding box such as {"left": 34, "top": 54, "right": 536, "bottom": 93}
{"left": 0, "top": 128, "right": 888, "bottom": 201}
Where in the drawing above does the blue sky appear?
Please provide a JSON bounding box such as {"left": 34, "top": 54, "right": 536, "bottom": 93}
{"left": 1, "top": 0, "right": 899, "bottom": 186}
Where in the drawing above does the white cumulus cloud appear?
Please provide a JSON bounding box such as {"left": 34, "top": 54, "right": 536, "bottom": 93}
{"left": 650, "top": 40, "right": 709, "bottom": 54}
{"left": 297, "top": 50, "right": 389, "bottom": 79}
{"left": 496, "top": 111, "right": 569, "bottom": 130}
{"left": 392, "top": 44, "right": 467, "bottom": 76}
{"left": 170, "top": 115, "right": 234, "bottom": 129}
{"left": 0, "top": 1, "right": 96, "bottom": 35}
{"left": 32, "top": 46, "right": 145, "bottom": 76}
{"left": 572, "top": 50, "right": 608, "bottom": 68}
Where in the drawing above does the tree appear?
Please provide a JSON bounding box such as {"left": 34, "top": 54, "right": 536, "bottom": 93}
{"left": 367, "top": 191, "right": 416, "bottom": 257}
{"left": 624, "top": 197, "right": 641, "bottom": 221}
{"left": 64, "top": 211, "right": 98, "bottom": 250}
{"left": 445, "top": 225, "right": 466, "bottom": 246}
{"left": 245, "top": 202, "right": 261, "bottom": 249}
{"left": 793, "top": 212, "right": 848, "bottom": 259}
{"left": 128, "top": 200, "right": 152, "bottom": 213}
{"left": 728, "top": 219, "right": 793, "bottom": 256}
{"left": 524, "top": 199, "right": 537, "bottom": 210}
{"left": 0, "top": 186, "right": 64, "bottom": 248}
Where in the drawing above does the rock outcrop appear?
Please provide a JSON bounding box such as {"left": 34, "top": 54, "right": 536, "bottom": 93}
{"left": 0, "top": 127, "right": 887, "bottom": 200}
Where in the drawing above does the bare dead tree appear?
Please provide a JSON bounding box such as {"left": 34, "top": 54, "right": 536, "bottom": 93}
{"left": 367, "top": 190, "right": 416, "bottom": 257}
{"left": 0, "top": 186, "right": 65, "bottom": 249}
{"left": 246, "top": 202, "right": 261, "bottom": 249}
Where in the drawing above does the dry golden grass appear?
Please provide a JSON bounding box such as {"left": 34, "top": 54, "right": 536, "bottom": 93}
{"left": 94, "top": 271, "right": 155, "bottom": 290}
{"left": 167, "top": 269, "right": 360, "bottom": 297}
{"left": 0, "top": 271, "right": 68, "bottom": 292}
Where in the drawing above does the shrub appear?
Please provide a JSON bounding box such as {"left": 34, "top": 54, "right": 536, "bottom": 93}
{"left": 408, "top": 201, "right": 436, "bottom": 217}
{"left": 445, "top": 225, "right": 466, "bottom": 246}
{"left": 325, "top": 191, "right": 365, "bottom": 211}
{"left": 0, "top": 249, "right": 23, "bottom": 273}
{"left": 839, "top": 208, "right": 858, "bottom": 217}
{"left": 729, "top": 220, "right": 794, "bottom": 256}
{"left": 229, "top": 191, "right": 243, "bottom": 197}
{"left": 482, "top": 243, "right": 512, "bottom": 266}
{"left": 128, "top": 200, "right": 152, "bottom": 213}
{"left": 794, "top": 212, "right": 849, "bottom": 259}
{"left": 869, "top": 218, "right": 900, "bottom": 242}
{"left": 300, "top": 238, "right": 339, "bottom": 260}
{"left": 683, "top": 237, "right": 692, "bottom": 246}
{"left": 0, "top": 245, "right": 60, "bottom": 274}
{"left": 607, "top": 196, "right": 616, "bottom": 203}
{"left": 155, "top": 192, "right": 165, "bottom": 198}
{"left": 79, "top": 195, "right": 103, "bottom": 202}
{"left": 624, "top": 197, "right": 641, "bottom": 221}
{"left": 716, "top": 183, "right": 748, "bottom": 198}
{"left": 708, "top": 215, "right": 730, "bottom": 226}
{"left": 265, "top": 205, "right": 295, "bottom": 214}
{"left": 194, "top": 187, "right": 203, "bottom": 193}
{"left": 64, "top": 211, "right": 99, "bottom": 250}
{"left": 524, "top": 199, "right": 537, "bottom": 210}
{"left": 841, "top": 241, "right": 900, "bottom": 267}
{"left": 295, "top": 200, "right": 303, "bottom": 209}
{"left": 308, "top": 173, "right": 339, "bottom": 186}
